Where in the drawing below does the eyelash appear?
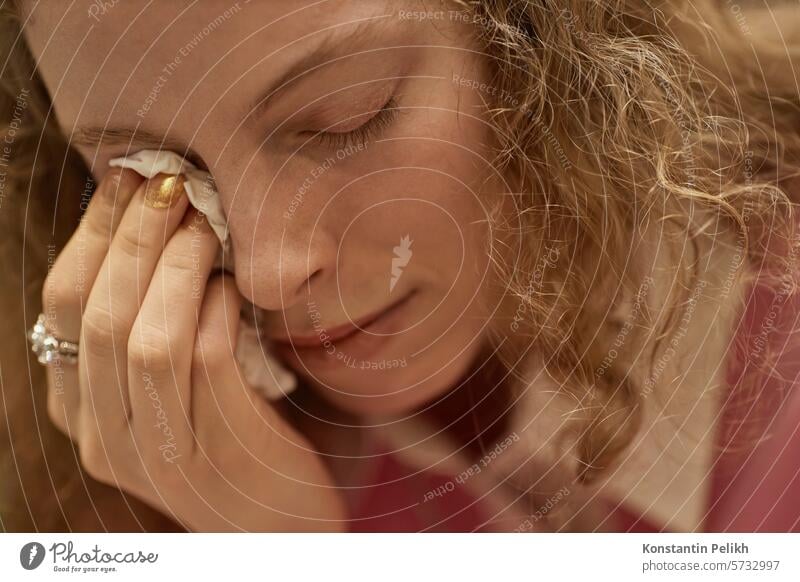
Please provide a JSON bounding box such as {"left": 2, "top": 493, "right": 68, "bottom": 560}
{"left": 307, "top": 96, "right": 399, "bottom": 150}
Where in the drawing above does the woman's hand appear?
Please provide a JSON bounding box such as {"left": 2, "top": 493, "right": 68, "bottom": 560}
{"left": 41, "top": 169, "right": 345, "bottom": 531}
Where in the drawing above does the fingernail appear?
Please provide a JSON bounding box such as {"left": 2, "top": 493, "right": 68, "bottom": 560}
{"left": 144, "top": 174, "right": 186, "bottom": 209}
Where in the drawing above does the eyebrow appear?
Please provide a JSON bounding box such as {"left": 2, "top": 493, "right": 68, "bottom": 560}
{"left": 72, "top": 126, "right": 207, "bottom": 169}
{"left": 70, "top": 14, "right": 394, "bottom": 167}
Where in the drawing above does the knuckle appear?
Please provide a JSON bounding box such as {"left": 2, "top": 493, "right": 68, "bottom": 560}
{"left": 83, "top": 211, "right": 116, "bottom": 243}
{"left": 128, "top": 321, "right": 175, "bottom": 372}
{"left": 161, "top": 245, "right": 200, "bottom": 279}
{"left": 115, "top": 224, "right": 160, "bottom": 259}
{"left": 82, "top": 306, "right": 125, "bottom": 356}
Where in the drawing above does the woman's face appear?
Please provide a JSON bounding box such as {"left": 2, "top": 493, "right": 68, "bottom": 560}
{"left": 24, "top": 1, "right": 506, "bottom": 415}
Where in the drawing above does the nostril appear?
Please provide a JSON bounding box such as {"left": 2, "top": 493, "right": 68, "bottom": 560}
{"left": 307, "top": 268, "right": 324, "bottom": 285}
{"left": 296, "top": 269, "right": 322, "bottom": 302}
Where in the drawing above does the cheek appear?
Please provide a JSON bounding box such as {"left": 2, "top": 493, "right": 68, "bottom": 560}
{"left": 328, "top": 161, "right": 492, "bottom": 281}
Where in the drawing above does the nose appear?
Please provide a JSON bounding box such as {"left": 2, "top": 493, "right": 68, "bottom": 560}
{"left": 225, "top": 187, "right": 338, "bottom": 312}
{"left": 237, "top": 221, "right": 337, "bottom": 311}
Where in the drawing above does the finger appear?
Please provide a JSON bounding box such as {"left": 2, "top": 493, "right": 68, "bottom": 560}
{"left": 42, "top": 168, "right": 142, "bottom": 438}
{"left": 78, "top": 173, "right": 189, "bottom": 479}
{"left": 193, "top": 274, "right": 302, "bottom": 471}
{"left": 45, "top": 168, "right": 143, "bottom": 338}
{"left": 128, "top": 207, "right": 220, "bottom": 464}
{"left": 192, "top": 272, "right": 256, "bottom": 452}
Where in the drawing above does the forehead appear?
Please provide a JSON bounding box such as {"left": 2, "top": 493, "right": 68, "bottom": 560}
{"left": 22, "top": 0, "right": 401, "bottom": 130}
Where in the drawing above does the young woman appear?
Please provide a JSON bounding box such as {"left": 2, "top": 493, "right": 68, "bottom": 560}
{"left": 1, "top": 0, "right": 799, "bottom": 532}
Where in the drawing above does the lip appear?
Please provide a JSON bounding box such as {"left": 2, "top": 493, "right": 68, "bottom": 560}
{"left": 270, "top": 290, "right": 416, "bottom": 364}
{"left": 271, "top": 295, "right": 406, "bottom": 347}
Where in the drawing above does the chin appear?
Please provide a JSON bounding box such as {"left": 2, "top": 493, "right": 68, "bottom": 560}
{"left": 297, "top": 339, "right": 485, "bottom": 417}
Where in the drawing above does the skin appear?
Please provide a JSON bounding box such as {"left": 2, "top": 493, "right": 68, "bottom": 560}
{"left": 23, "top": 1, "right": 508, "bottom": 529}
{"left": 19, "top": 0, "right": 770, "bottom": 534}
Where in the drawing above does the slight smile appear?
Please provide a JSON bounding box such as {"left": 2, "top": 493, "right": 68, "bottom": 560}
{"left": 271, "top": 290, "right": 417, "bottom": 365}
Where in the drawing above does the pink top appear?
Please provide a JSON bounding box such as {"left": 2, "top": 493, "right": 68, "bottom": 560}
{"left": 346, "top": 270, "right": 800, "bottom": 532}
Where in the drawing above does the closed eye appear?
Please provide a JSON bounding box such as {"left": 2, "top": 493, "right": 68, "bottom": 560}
{"left": 305, "top": 96, "right": 399, "bottom": 150}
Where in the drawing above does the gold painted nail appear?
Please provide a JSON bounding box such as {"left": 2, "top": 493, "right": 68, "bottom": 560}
{"left": 144, "top": 174, "right": 186, "bottom": 209}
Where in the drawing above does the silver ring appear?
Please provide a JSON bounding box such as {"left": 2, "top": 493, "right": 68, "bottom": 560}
{"left": 27, "top": 313, "right": 79, "bottom": 365}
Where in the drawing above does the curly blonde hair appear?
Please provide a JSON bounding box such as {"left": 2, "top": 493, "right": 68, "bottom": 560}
{"left": 469, "top": 0, "right": 800, "bottom": 487}
{"left": 1, "top": 0, "right": 799, "bottom": 530}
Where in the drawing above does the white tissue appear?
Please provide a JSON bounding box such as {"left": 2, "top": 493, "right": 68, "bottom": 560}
{"left": 108, "top": 150, "right": 297, "bottom": 400}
